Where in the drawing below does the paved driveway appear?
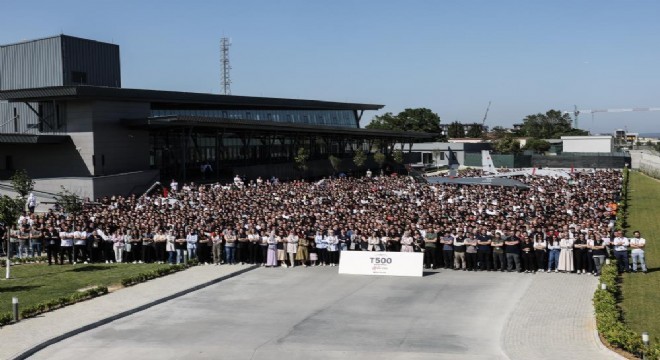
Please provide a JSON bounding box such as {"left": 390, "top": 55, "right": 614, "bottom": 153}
{"left": 30, "top": 267, "right": 620, "bottom": 360}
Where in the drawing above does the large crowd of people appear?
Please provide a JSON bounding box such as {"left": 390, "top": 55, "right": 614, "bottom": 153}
{"left": 1, "top": 169, "right": 649, "bottom": 275}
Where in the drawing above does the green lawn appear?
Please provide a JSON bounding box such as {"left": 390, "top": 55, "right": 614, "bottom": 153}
{"left": 621, "top": 171, "right": 660, "bottom": 339}
{"left": 0, "top": 263, "right": 172, "bottom": 314}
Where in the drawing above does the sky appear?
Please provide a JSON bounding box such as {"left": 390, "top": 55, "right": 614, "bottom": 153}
{"left": 2, "top": 0, "right": 659, "bottom": 134}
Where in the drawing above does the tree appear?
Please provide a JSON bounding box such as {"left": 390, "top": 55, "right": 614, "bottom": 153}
{"left": 328, "top": 155, "right": 342, "bottom": 174}
{"left": 373, "top": 152, "right": 386, "bottom": 169}
{"left": 523, "top": 138, "right": 551, "bottom": 154}
{"left": 490, "top": 126, "right": 508, "bottom": 139}
{"left": 0, "top": 195, "right": 23, "bottom": 226}
{"left": 293, "top": 147, "right": 309, "bottom": 173}
{"left": 10, "top": 169, "right": 34, "bottom": 199}
{"left": 365, "top": 108, "right": 442, "bottom": 137}
{"left": 494, "top": 135, "right": 521, "bottom": 154}
{"left": 465, "top": 124, "right": 483, "bottom": 138}
{"left": 447, "top": 121, "right": 465, "bottom": 138}
{"left": 353, "top": 150, "right": 367, "bottom": 169}
{"left": 55, "top": 186, "right": 83, "bottom": 215}
{"left": 519, "top": 109, "right": 588, "bottom": 139}
{"left": 393, "top": 149, "right": 404, "bottom": 164}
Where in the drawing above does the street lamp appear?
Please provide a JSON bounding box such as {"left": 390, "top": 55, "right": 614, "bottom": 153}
{"left": 642, "top": 332, "right": 649, "bottom": 360}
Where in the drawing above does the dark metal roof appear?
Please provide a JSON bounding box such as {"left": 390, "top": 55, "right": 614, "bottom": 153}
{"left": 0, "top": 86, "right": 384, "bottom": 111}
{"left": 122, "top": 116, "right": 435, "bottom": 139}
{"left": 0, "top": 133, "right": 70, "bottom": 144}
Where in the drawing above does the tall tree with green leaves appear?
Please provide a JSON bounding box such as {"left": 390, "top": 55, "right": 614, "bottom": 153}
{"left": 519, "top": 110, "right": 588, "bottom": 139}
{"left": 393, "top": 149, "right": 404, "bottom": 164}
{"left": 447, "top": 121, "right": 465, "bottom": 138}
{"left": 494, "top": 135, "right": 522, "bottom": 154}
{"left": 10, "top": 169, "right": 35, "bottom": 199}
{"left": 373, "top": 152, "right": 386, "bottom": 169}
{"left": 365, "top": 108, "right": 442, "bottom": 138}
{"left": 294, "top": 147, "right": 310, "bottom": 173}
{"left": 465, "top": 124, "right": 483, "bottom": 138}
{"left": 55, "top": 186, "right": 83, "bottom": 215}
{"left": 523, "top": 139, "right": 552, "bottom": 154}
{"left": 353, "top": 150, "right": 367, "bottom": 169}
{"left": 0, "top": 195, "right": 24, "bottom": 225}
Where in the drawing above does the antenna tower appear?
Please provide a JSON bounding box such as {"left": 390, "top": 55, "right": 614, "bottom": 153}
{"left": 220, "top": 37, "right": 232, "bottom": 95}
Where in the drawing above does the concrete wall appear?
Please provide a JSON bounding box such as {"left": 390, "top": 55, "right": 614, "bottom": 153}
{"left": 0, "top": 169, "right": 160, "bottom": 205}
{"left": 91, "top": 101, "right": 151, "bottom": 175}
{"left": 630, "top": 150, "right": 660, "bottom": 179}
{"left": 561, "top": 136, "right": 614, "bottom": 153}
{"left": 0, "top": 141, "right": 91, "bottom": 178}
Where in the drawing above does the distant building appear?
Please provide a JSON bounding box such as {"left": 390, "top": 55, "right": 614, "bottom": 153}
{"left": 561, "top": 135, "right": 614, "bottom": 153}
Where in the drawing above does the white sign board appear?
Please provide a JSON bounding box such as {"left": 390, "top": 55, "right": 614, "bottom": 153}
{"left": 338, "top": 251, "right": 424, "bottom": 277}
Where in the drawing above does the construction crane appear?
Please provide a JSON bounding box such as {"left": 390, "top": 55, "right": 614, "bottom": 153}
{"left": 562, "top": 106, "right": 660, "bottom": 129}
{"left": 481, "top": 101, "right": 491, "bottom": 126}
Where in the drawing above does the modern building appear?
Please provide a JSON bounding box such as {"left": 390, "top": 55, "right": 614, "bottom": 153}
{"left": 0, "top": 35, "right": 431, "bottom": 200}
{"left": 402, "top": 142, "right": 492, "bottom": 169}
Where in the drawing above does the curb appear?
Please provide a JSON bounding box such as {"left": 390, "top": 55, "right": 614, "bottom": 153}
{"left": 12, "top": 264, "right": 259, "bottom": 360}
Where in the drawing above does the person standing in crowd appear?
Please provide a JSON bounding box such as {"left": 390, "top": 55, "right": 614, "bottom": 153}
{"left": 276, "top": 231, "right": 287, "bottom": 267}
{"left": 18, "top": 225, "right": 30, "bottom": 258}
{"left": 316, "top": 230, "right": 329, "bottom": 265}
{"left": 453, "top": 230, "right": 467, "bottom": 271}
{"left": 44, "top": 225, "right": 60, "bottom": 265}
{"left": 29, "top": 224, "right": 43, "bottom": 257}
{"left": 612, "top": 230, "right": 630, "bottom": 274}
{"left": 261, "top": 231, "right": 271, "bottom": 266}
{"left": 520, "top": 234, "right": 535, "bottom": 273}
{"left": 224, "top": 229, "right": 237, "bottom": 265}
{"left": 236, "top": 229, "right": 248, "bottom": 265}
{"left": 504, "top": 230, "right": 521, "bottom": 273}
{"left": 170, "top": 179, "right": 178, "bottom": 193}
{"left": 476, "top": 228, "right": 492, "bottom": 271}
{"left": 103, "top": 228, "right": 115, "bottom": 263}
{"left": 166, "top": 231, "right": 176, "bottom": 264}
{"left": 547, "top": 235, "right": 561, "bottom": 272}
{"left": 465, "top": 232, "right": 478, "bottom": 271}
{"left": 8, "top": 224, "right": 20, "bottom": 258}
{"left": 286, "top": 230, "right": 299, "bottom": 268}
{"left": 27, "top": 193, "right": 37, "bottom": 214}
{"left": 266, "top": 229, "right": 278, "bottom": 267}
{"left": 141, "top": 229, "right": 155, "bottom": 264}
{"left": 72, "top": 225, "right": 87, "bottom": 264}
{"left": 423, "top": 226, "right": 438, "bottom": 269}
{"left": 558, "top": 232, "right": 574, "bottom": 273}
{"left": 326, "top": 230, "right": 339, "bottom": 266}
{"left": 186, "top": 229, "right": 198, "bottom": 261}
{"left": 589, "top": 233, "right": 608, "bottom": 276}
{"left": 296, "top": 230, "right": 309, "bottom": 267}
{"left": 112, "top": 229, "right": 125, "bottom": 263}
{"left": 491, "top": 233, "right": 506, "bottom": 272}
{"left": 211, "top": 229, "right": 223, "bottom": 265}
{"left": 59, "top": 225, "right": 74, "bottom": 264}
{"left": 154, "top": 229, "right": 167, "bottom": 264}
{"left": 366, "top": 231, "right": 380, "bottom": 252}
{"left": 573, "top": 233, "right": 588, "bottom": 274}
{"left": 198, "top": 230, "right": 211, "bottom": 264}
{"left": 174, "top": 230, "right": 187, "bottom": 264}
{"left": 88, "top": 230, "right": 104, "bottom": 263}
{"left": 533, "top": 233, "right": 547, "bottom": 273}
{"left": 629, "top": 230, "right": 647, "bottom": 274}
{"left": 248, "top": 229, "right": 260, "bottom": 264}
{"left": 400, "top": 231, "right": 414, "bottom": 252}
{"left": 338, "top": 229, "right": 350, "bottom": 253}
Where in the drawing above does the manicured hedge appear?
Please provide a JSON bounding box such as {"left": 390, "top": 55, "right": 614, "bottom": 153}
{"left": 120, "top": 263, "right": 191, "bottom": 287}
{"left": 0, "top": 256, "right": 48, "bottom": 267}
{"left": 595, "top": 168, "right": 660, "bottom": 358}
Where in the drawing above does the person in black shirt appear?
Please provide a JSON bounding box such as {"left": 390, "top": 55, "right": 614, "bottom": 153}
{"left": 504, "top": 231, "right": 522, "bottom": 272}
{"left": 520, "top": 235, "right": 535, "bottom": 273}
{"left": 44, "top": 226, "right": 60, "bottom": 265}
{"left": 476, "top": 229, "right": 492, "bottom": 271}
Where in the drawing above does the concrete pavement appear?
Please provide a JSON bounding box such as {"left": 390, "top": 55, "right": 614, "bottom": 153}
{"left": 0, "top": 263, "right": 257, "bottom": 360}
{"left": 0, "top": 265, "right": 623, "bottom": 359}
{"left": 22, "top": 267, "right": 621, "bottom": 360}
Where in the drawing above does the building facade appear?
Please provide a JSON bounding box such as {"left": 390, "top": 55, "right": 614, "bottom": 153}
{"left": 0, "top": 35, "right": 429, "bottom": 200}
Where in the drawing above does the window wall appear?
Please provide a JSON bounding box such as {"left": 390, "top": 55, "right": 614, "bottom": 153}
{"left": 150, "top": 109, "right": 357, "bottom": 128}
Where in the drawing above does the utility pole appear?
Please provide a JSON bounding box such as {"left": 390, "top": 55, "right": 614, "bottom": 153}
{"left": 220, "top": 37, "right": 232, "bottom": 95}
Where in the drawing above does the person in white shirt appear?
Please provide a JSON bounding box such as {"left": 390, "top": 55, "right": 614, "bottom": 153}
{"left": 170, "top": 179, "right": 178, "bottom": 192}
{"left": 612, "top": 230, "right": 630, "bottom": 274}
{"left": 59, "top": 225, "right": 74, "bottom": 264}
{"left": 286, "top": 231, "right": 299, "bottom": 267}
{"left": 629, "top": 230, "right": 647, "bottom": 273}
{"left": 325, "top": 230, "right": 339, "bottom": 266}
{"left": 73, "top": 225, "right": 88, "bottom": 264}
